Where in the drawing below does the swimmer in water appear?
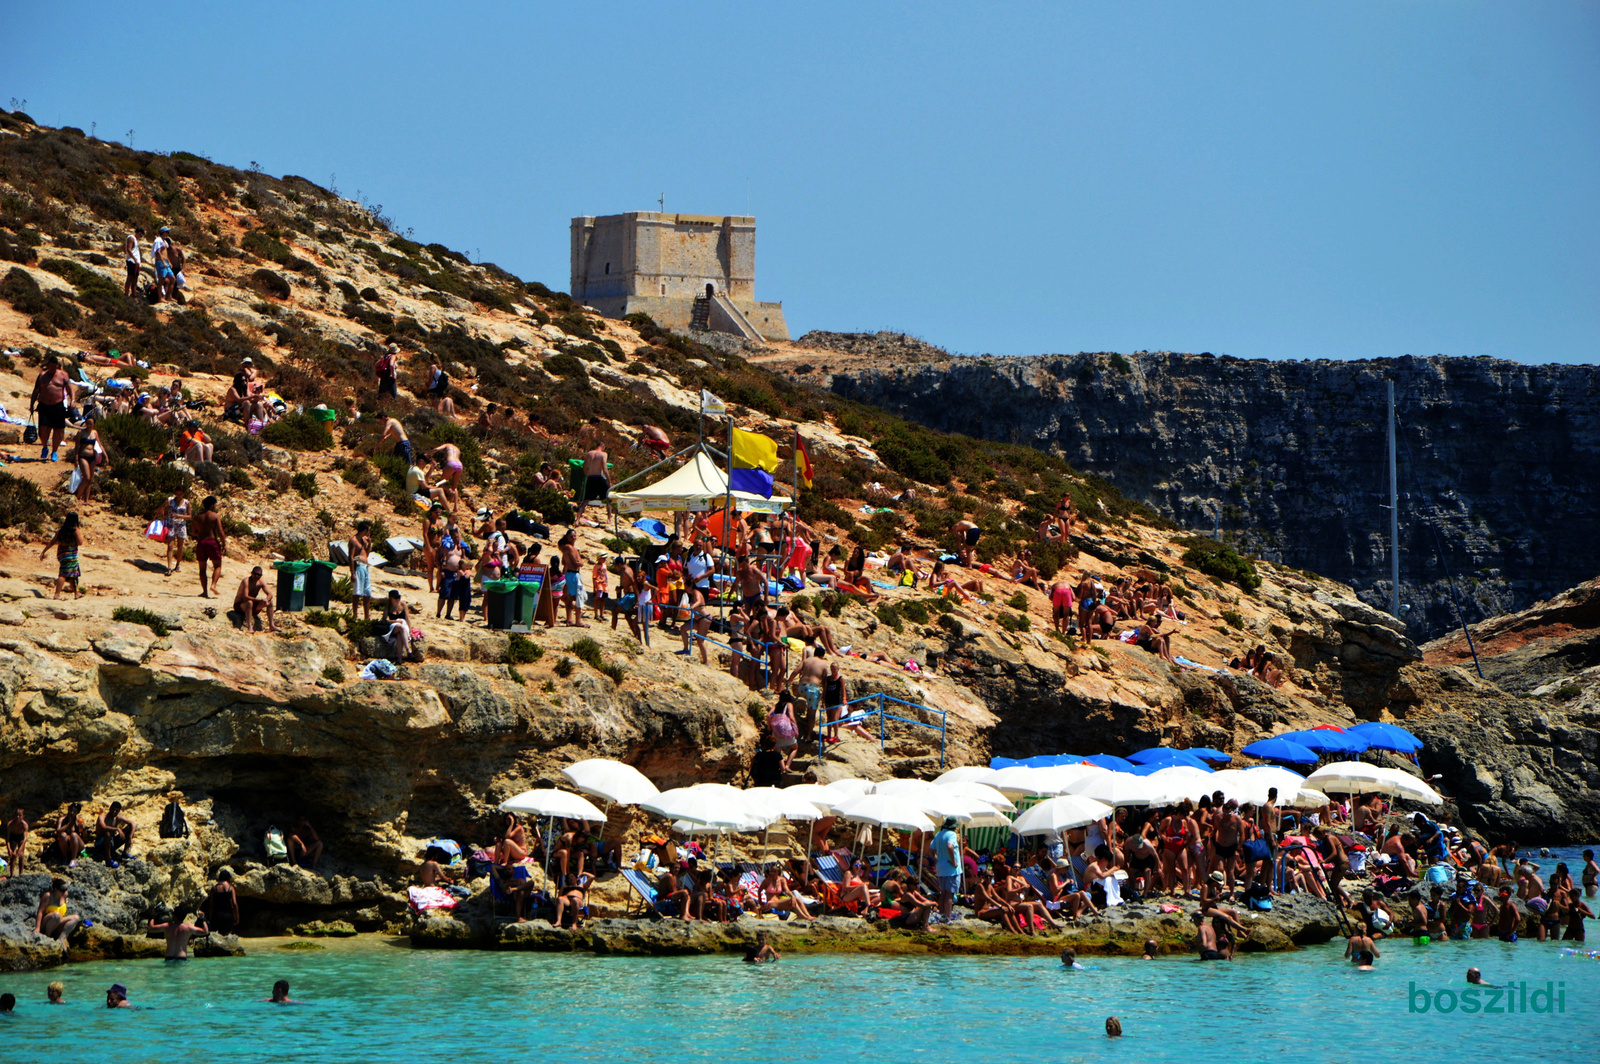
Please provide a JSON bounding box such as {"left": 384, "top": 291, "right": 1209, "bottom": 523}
{"left": 1466, "top": 967, "right": 1496, "bottom": 987}
{"left": 1345, "top": 930, "right": 1379, "bottom": 969}
{"left": 106, "top": 984, "right": 131, "bottom": 1008}
{"left": 743, "top": 930, "right": 781, "bottom": 963}
{"left": 149, "top": 908, "right": 206, "bottom": 959}
{"left": 266, "top": 980, "right": 303, "bottom": 1004}
{"left": 1106, "top": 1016, "right": 1123, "bottom": 1038}
{"left": 1141, "top": 938, "right": 1159, "bottom": 959}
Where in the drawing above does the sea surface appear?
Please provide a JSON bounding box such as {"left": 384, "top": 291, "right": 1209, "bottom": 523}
{"left": 1, "top": 846, "right": 1595, "bottom": 1063}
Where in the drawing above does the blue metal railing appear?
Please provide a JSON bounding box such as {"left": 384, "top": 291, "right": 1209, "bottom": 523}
{"left": 815, "top": 692, "right": 948, "bottom": 767}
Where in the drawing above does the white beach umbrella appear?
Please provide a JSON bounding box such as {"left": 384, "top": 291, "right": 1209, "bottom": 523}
{"left": 1305, "top": 762, "right": 1441, "bottom": 803}
{"left": 1283, "top": 787, "right": 1331, "bottom": 809}
{"left": 823, "top": 777, "right": 875, "bottom": 799}
{"left": 933, "top": 765, "right": 999, "bottom": 786}
{"left": 744, "top": 787, "right": 831, "bottom": 821}
{"left": 672, "top": 815, "right": 768, "bottom": 835}
{"left": 639, "top": 787, "right": 762, "bottom": 829}
{"left": 499, "top": 788, "right": 608, "bottom": 821}
{"left": 1238, "top": 765, "right": 1310, "bottom": 802}
{"left": 774, "top": 784, "right": 845, "bottom": 812}
{"left": 560, "top": 759, "right": 660, "bottom": 807}
{"left": 871, "top": 778, "right": 941, "bottom": 798}
{"left": 1204, "top": 769, "right": 1275, "bottom": 807}
{"left": 986, "top": 766, "right": 1064, "bottom": 797}
{"left": 965, "top": 806, "right": 1015, "bottom": 830}
{"left": 1143, "top": 766, "right": 1215, "bottom": 803}
{"left": 1009, "top": 795, "right": 1117, "bottom": 837}
{"left": 831, "top": 794, "right": 937, "bottom": 833}
{"left": 1371, "top": 767, "right": 1444, "bottom": 806}
{"left": 936, "top": 781, "right": 1017, "bottom": 812}
{"left": 1063, "top": 771, "right": 1162, "bottom": 808}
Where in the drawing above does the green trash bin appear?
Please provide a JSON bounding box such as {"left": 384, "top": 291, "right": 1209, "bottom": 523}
{"left": 305, "top": 560, "right": 338, "bottom": 610}
{"left": 567, "top": 458, "right": 586, "bottom": 498}
{"left": 483, "top": 579, "right": 520, "bottom": 630}
{"left": 272, "top": 559, "right": 313, "bottom": 612}
{"left": 514, "top": 580, "right": 542, "bottom": 628}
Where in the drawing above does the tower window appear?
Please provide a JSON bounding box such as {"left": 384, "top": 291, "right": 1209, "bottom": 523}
{"left": 604, "top": 262, "right": 610, "bottom": 274}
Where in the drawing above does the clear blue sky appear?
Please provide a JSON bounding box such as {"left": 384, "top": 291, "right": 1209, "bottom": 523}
{"left": 5, "top": 2, "right": 1597, "bottom": 362}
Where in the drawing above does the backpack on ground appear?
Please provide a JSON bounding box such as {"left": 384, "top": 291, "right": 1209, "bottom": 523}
{"left": 158, "top": 799, "right": 189, "bottom": 839}
{"left": 264, "top": 824, "right": 289, "bottom": 862}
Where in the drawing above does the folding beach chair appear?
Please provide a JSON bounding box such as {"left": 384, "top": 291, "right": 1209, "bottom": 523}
{"left": 1019, "top": 865, "right": 1063, "bottom": 911}
{"left": 813, "top": 854, "right": 846, "bottom": 886}
{"left": 621, "top": 867, "right": 679, "bottom": 918}
{"left": 489, "top": 864, "right": 531, "bottom": 918}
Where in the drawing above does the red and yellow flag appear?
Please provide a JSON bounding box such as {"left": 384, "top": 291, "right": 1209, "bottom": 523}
{"left": 795, "top": 431, "right": 814, "bottom": 489}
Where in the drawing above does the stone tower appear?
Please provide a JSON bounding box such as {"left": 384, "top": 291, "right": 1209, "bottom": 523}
{"left": 570, "top": 212, "right": 788, "bottom": 341}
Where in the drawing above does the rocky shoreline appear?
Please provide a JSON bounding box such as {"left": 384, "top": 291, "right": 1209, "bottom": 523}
{"left": 406, "top": 892, "right": 1344, "bottom": 958}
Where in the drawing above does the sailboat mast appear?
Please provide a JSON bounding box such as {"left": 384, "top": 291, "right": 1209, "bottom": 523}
{"left": 1387, "top": 380, "right": 1400, "bottom": 621}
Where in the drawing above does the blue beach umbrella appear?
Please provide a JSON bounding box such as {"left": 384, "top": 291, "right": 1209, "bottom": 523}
{"left": 1128, "top": 747, "right": 1212, "bottom": 769}
{"left": 1240, "top": 737, "right": 1319, "bottom": 765}
{"left": 1129, "top": 761, "right": 1212, "bottom": 776}
{"left": 1280, "top": 729, "right": 1369, "bottom": 755}
{"left": 1081, "top": 754, "right": 1138, "bottom": 772}
{"left": 1348, "top": 722, "right": 1423, "bottom": 753}
{"left": 1187, "top": 747, "right": 1233, "bottom": 764}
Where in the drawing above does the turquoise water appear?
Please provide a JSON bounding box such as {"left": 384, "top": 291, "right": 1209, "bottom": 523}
{"left": 1, "top": 935, "right": 1597, "bottom": 1063}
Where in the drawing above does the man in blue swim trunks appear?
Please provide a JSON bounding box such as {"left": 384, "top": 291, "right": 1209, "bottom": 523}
{"left": 559, "top": 530, "right": 588, "bottom": 627}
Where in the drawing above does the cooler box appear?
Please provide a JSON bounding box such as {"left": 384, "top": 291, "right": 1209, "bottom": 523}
{"left": 272, "top": 559, "right": 312, "bottom": 612}
{"left": 305, "top": 560, "right": 338, "bottom": 609}
{"left": 483, "top": 579, "right": 520, "bottom": 630}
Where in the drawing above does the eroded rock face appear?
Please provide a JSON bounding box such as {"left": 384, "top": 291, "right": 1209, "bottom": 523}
{"left": 814, "top": 346, "right": 1600, "bottom": 642}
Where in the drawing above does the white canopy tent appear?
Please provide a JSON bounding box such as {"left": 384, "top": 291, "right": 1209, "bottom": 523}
{"left": 611, "top": 450, "right": 791, "bottom": 515}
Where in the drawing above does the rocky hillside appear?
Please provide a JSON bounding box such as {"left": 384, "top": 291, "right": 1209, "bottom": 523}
{"left": 1403, "top": 578, "right": 1600, "bottom": 843}
{"left": 769, "top": 334, "right": 1600, "bottom": 643}
{"left": 0, "top": 113, "right": 1595, "bottom": 967}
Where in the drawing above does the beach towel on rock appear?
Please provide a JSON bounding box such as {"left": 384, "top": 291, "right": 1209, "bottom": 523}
{"left": 408, "top": 885, "right": 459, "bottom": 912}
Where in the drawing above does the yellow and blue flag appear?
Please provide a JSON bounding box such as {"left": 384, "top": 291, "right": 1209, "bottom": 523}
{"left": 729, "top": 428, "right": 779, "bottom": 498}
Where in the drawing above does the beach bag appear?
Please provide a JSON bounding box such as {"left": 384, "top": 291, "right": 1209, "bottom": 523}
{"left": 145, "top": 519, "right": 170, "bottom": 543}
{"left": 768, "top": 711, "right": 798, "bottom": 743}
{"left": 264, "top": 825, "right": 289, "bottom": 861}
{"left": 23, "top": 422, "right": 37, "bottom": 445}
{"left": 67, "top": 467, "right": 83, "bottom": 494}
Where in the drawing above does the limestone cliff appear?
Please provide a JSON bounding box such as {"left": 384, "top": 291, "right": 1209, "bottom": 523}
{"left": 779, "top": 338, "right": 1600, "bottom": 643}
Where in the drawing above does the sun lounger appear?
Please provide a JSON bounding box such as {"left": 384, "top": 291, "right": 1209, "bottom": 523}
{"left": 813, "top": 854, "right": 845, "bottom": 885}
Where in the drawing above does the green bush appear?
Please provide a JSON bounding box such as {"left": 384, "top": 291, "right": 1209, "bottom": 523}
{"left": 506, "top": 634, "right": 543, "bottom": 664}
{"left": 788, "top": 594, "right": 813, "bottom": 616}
{"left": 875, "top": 603, "right": 903, "bottom": 633}
{"left": 263, "top": 413, "right": 334, "bottom": 451}
{"left": 599, "top": 662, "right": 626, "bottom": 685}
{"left": 228, "top": 467, "right": 256, "bottom": 489}
{"left": 1181, "top": 536, "right": 1261, "bottom": 593}
{"left": 279, "top": 539, "right": 313, "bottom": 562}
{"left": 1220, "top": 609, "right": 1244, "bottom": 629}
{"left": 570, "top": 636, "right": 604, "bottom": 670}
{"left": 996, "top": 612, "right": 1031, "bottom": 633}
{"left": 304, "top": 609, "right": 343, "bottom": 631}
{"left": 100, "top": 413, "right": 171, "bottom": 461}
{"left": 0, "top": 470, "right": 60, "bottom": 532}
{"left": 553, "top": 656, "right": 574, "bottom": 678}
{"left": 322, "top": 664, "right": 346, "bottom": 683}
{"left": 111, "top": 606, "right": 170, "bottom": 637}
{"left": 938, "top": 613, "right": 964, "bottom": 636}
{"left": 1005, "top": 591, "right": 1028, "bottom": 610}
{"left": 514, "top": 482, "right": 574, "bottom": 525}
{"left": 104, "top": 459, "right": 190, "bottom": 518}
{"left": 291, "top": 472, "right": 319, "bottom": 498}
{"left": 899, "top": 599, "right": 930, "bottom": 625}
